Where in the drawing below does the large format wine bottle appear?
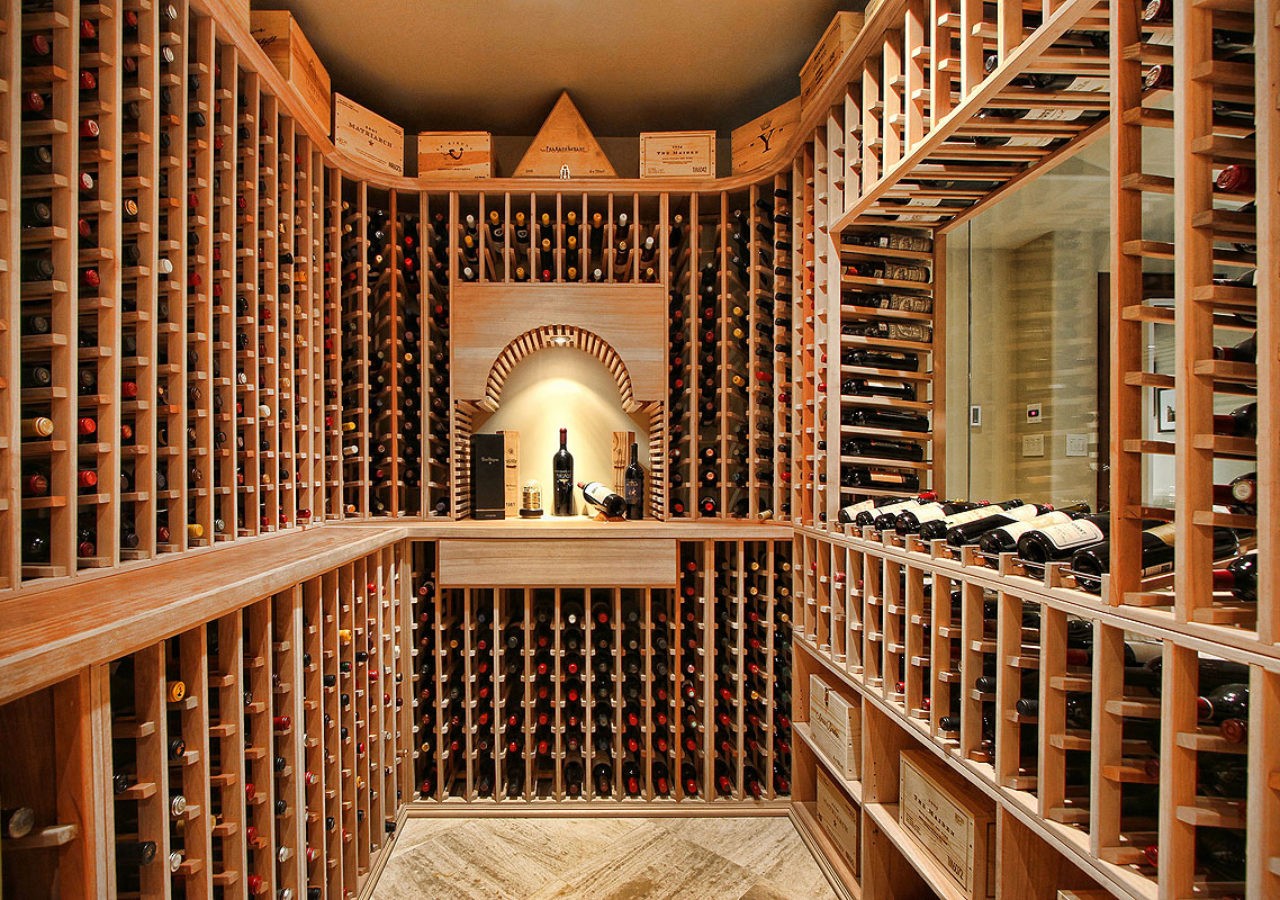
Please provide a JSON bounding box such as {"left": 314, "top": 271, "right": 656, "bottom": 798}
{"left": 552, "top": 428, "right": 573, "bottom": 516}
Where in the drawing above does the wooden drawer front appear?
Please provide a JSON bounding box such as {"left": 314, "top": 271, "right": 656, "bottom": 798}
{"left": 437, "top": 538, "right": 676, "bottom": 588}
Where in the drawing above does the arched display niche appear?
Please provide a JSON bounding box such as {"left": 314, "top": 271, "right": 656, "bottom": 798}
{"left": 447, "top": 284, "right": 669, "bottom": 519}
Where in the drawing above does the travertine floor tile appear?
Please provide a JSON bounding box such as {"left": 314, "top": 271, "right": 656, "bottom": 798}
{"left": 371, "top": 816, "right": 838, "bottom": 899}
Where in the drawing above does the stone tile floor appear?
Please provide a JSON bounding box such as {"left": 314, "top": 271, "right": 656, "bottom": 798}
{"left": 370, "top": 816, "right": 839, "bottom": 899}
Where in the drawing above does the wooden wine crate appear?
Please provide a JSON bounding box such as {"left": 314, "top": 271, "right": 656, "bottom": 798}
{"left": 809, "top": 674, "right": 861, "bottom": 779}
{"left": 417, "top": 132, "right": 493, "bottom": 180}
{"left": 816, "top": 768, "right": 861, "bottom": 877}
{"left": 515, "top": 91, "right": 617, "bottom": 178}
{"left": 899, "top": 750, "right": 997, "bottom": 900}
{"left": 639, "top": 131, "right": 716, "bottom": 179}
{"left": 612, "top": 431, "right": 635, "bottom": 497}
{"left": 799, "top": 11, "right": 866, "bottom": 110}
{"left": 250, "top": 11, "right": 332, "bottom": 135}
{"left": 501, "top": 431, "right": 520, "bottom": 519}
{"left": 334, "top": 93, "right": 406, "bottom": 177}
{"left": 732, "top": 97, "right": 801, "bottom": 174}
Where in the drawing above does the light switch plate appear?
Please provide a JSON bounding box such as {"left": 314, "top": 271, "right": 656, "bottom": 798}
{"left": 970, "top": 405, "right": 982, "bottom": 427}
{"left": 1026, "top": 403, "right": 1043, "bottom": 424}
{"left": 1022, "top": 434, "right": 1045, "bottom": 457}
{"left": 1066, "top": 434, "right": 1089, "bottom": 457}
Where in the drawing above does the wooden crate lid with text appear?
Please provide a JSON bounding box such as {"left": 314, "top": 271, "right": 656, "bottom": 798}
{"left": 515, "top": 91, "right": 616, "bottom": 178}
{"left": 250, "top": 10, "right": 332, "bottom": 135}
{"left": 732, "top": 97, "right": 801, "bottom": 174}
{"left": 799, "top": 10, "right": 866, "bottom": 110}
{"left": 334, "top": 93, "right": 405, "bottom": 178}
{"left": 899, "top": 749, "right": 997, "bottom": 900}
{"left": 639, "top": 132, "right": 716, "bottom": 179}
{"left": 418, "top": 132, "right": 493, "bottom": 180}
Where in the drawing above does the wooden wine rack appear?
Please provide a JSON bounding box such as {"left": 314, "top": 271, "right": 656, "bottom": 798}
{"left": 413, "top": 538, "right": 791, "bottom": 804}
{"left": 790, "top": 525, "right": 1280, "bottom": 899}
{"left": 0, "top": 0, "right": 1276, "bottom": 898}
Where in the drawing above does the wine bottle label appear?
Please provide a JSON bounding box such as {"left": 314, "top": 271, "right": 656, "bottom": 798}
{"left": 1038, "top": 519, "right": 1106, "bottom": 551}
{"left": 942, "top": 504, "right": 1009, "bottom": 528}
{"left": 624, "top": 481, "right": 641, "bottom": 503}
{"left": 996, "top": 511, "right": 1071, "bottom": 543}
{"left": 867, "top": 470, "right": 908, "bottom": 485}
{"left": 882, "top": 262, "right": 931, "bottom": 283}
{"left": 880, "top": 499, "right": 923, "bottom": 515}
{"left": 582, "top": 482, "right": 612, "bottom": 504}
{"left": 1146, "top": 522, "right": 1176, "bottom": 547}
{"left": 880, "top": 233, "right": 933, "bottom": 253}
{"left": 1063, "top": 76, "right": 1109, "bottom": 93}
{"left": 839, "top": 499, "right": 877, "bottom": 519}
{"left": 1021, "top": 106, "right": 1086, "bottom": 123}
{"left": 911, "top": 505, "right": 949, "bottom": 525}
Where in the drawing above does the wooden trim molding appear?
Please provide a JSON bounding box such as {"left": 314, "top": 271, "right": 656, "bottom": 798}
{"left": 484, "top": 324, "right": 641, "bottom": 413}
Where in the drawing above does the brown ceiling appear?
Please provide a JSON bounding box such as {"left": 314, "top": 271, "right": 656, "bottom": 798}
{"left": 249, "top": 1, "right": 858, "bottom": 137}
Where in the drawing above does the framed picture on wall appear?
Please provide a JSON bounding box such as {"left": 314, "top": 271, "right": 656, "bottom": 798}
{"left": 1156, "top": 387, "right": 1176, "bottom": 433}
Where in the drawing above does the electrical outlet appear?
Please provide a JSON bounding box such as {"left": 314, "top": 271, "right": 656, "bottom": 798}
{"left": 1022, "top": 434, "right": 1045, "bottom": 457}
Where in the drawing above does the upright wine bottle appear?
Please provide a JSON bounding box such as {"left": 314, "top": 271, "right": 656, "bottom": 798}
{"left": 624, "top": 442, "right": 644, "bottom": 520}
{"left": 552, "top": 428, "right": 573, "bottom": 516}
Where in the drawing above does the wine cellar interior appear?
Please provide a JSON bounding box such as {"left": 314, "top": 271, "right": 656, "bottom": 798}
{"left": 0, "top": 0, "right": 1276, "bottom": 898}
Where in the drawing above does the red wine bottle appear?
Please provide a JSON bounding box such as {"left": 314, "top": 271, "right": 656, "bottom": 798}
{"left": 552, "top": 428, "right": 573, "bottom": 516}
{"left": 1070, "top": 524, "right": 1238, "bottom": 595}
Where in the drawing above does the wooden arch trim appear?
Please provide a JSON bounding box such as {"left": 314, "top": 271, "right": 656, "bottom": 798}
{"left": 480, "top": 325, "right": 640, "bottom": 413}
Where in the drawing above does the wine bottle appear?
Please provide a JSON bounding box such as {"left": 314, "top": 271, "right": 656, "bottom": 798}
{"left": 552, "top": 428, "right": 573, "bottom": 516}
{"left": 1197, "top": 683, "right": 1248, "bottom": 743}
{"left": 895, "top": 499, "right": 983, "bottom": 535}
{"left": 624, "top": 442, "right": 644, "bottom": 520}
{"left": 914, "top": 500, "right": 1024, "bottom": 542}
{"left": 592, "top": 762, "right": 612, "bottom": 795}
{"left": 1016, "top": 514, "right": 1111, "bottom": 567}
{"left": 1215, "top": 551, "right": 1257, "bottom": 602}
{"left": 844, "top": 467, "right": 920, "bottom": 491}
{"left": 1, "top": 807, "right": 35, "bottom": 839}
{"left": 578, "top": 481, "right": 625, "bottom": 518}
{"left": 836, "top": 497, "right": 894, "bottom": 524}
{"left": 1212, "top": 402, "right": 1256, "bottom": 439}
{"left": 1070, "top": 524, "right": 1238, "bottom": 594}
{"left": 976, "top": 508, "right": 1088, "bottom": 556}
{"left": 943, "top": 502, "right": 1074, "bottom": 546}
